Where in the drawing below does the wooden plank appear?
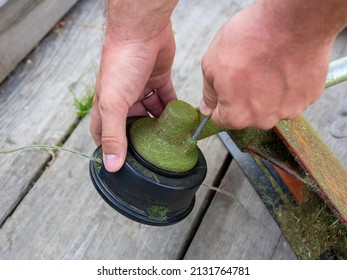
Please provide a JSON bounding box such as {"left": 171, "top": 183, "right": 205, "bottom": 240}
{"left": 0, "top": 0, "right": 79, "bottom": 82}
{"left": 303, "top": 30, "right": 347, "bottom": 168}
{"left": 0, "top": 0, "right": 103, "bottom": 225}
{"left": 0, "top": 1, "right": 9, "bottom": 8}
{"left": 274, "top": 117, "right": 347, "bottom": 223}
{"left": 184, "top": 161, "right": 296, "bottom": 259}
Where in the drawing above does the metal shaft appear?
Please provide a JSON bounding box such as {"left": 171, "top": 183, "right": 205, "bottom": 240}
{"left": 192, "top": 115, "right": 210, "bottom": 141}
{"left": 326, "top": 56, "right": 347, "bottom": 88}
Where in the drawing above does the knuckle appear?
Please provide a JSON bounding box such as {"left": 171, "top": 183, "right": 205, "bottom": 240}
{"left": 96, "top": 83, "right": 132, "bottom": 115}
{"left": 102, "top": 135, "right": 121, "bottom": 145}
{"left": 99, "top": 97, "right": 116, "bottom": 113}
{"left": 101, "top": 136, "right": 123, "bottom": 153}
{"left": 244, "top": 112, "right": 278, "bottom": 130}
{"left": 201, "top": 53, "right": 208, "bottom": 70}
{"left": 215, "top": 106, "right": 251, "bottom": 129}
{"left": 282, "top": 106, "right": 303, "bottom": 120}
{"left": 201, "top": 55, "right": 214, "bottom": 79}
{"left": 203, "top": 93, "right": 217, "bottom": 108}
{"left": 258, "top": 114, "right": 280, "bottom": 130}
{"left": 98, "top": 95, "right": 129, "bottom": 117}
{"left": 257, "top": 120, "right": 276, "bottom": 130}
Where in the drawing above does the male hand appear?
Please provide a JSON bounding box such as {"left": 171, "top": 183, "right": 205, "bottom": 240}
{"left": 90, "top": 0, "right": 178, "bottom": 172}
{"left": 200, "top": 1, "right": 343, "bottom": 130}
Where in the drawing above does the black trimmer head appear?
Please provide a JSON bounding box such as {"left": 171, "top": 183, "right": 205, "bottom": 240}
{"left": 89, "top": 117, "right": 207, "bottom": 226}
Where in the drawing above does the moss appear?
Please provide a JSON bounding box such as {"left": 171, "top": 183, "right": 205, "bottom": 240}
{"left": 147, "top": 205, "right": 168, "bottom": 221}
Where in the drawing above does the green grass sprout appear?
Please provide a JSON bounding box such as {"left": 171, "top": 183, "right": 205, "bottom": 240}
{"left": 70, "top": 85, "right": 94, "bottom": 118}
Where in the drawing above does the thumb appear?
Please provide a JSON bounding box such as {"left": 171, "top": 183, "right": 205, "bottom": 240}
{"left": 99, "top": 93, "right": 129, "bottom": 172}
{"left": 90, "top": 90, "right": 128, "bottom": 173}
{"left": 93, "top": 61, "right": 137, "bottom": 172}
{"left": 92, "top": 42, "right": 156, "bottom": 172}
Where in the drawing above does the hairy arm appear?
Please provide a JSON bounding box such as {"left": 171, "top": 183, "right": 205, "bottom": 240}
{"left": 105, "top": 0, "right": 178, "bottom": 40}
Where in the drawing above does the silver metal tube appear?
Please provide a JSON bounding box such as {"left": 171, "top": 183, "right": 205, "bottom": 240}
{"left": 325, "top": 56, "right": 347, "bottom": 88}
{"left": 192, "top": 115, "right": 210, "bottom": 141}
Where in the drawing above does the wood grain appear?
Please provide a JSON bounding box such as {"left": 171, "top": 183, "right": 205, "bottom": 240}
{"left": 0, "top": 0, "right": 80, "bottom": 83}
{"left": 303, "top": 30, "right": 347, "bottom": 168}
{"left": 0, "top": 0, "right": 103, "bottom": 225}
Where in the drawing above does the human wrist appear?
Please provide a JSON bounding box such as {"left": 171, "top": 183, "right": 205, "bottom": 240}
{"left": 105, "top": 0, "right": 178, "bottom": 42}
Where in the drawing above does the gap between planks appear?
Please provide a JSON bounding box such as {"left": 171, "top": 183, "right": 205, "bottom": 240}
{"left": 178, "top": 152, "right": 233, "bottom": 259}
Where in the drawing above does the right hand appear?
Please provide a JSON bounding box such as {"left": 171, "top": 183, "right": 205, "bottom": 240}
{"left": 200, "top": 1, "right": 340, "bottom": 130}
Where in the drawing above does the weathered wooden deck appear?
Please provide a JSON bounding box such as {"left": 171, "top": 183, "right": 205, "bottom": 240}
{"left": 0, "top": 0, "right": 346, "bottom": 260}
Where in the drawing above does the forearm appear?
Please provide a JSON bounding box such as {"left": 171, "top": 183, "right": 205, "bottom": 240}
{"left": 105, "top": 0, "right": 179, "bottom": 41}
{"left": 258, "top": 0, "right": 347, "bottom": 46}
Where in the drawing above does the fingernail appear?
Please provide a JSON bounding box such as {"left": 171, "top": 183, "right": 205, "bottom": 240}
{"left": 199, "top": 99, "right": 212, "bottom": 116}
{"left": 104, "top": 154, "right": 121, "bottom": 172}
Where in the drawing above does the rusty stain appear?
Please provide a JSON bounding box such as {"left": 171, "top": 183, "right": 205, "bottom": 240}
{"left": 273, "top": 165, "right": 308, "bottom": 204}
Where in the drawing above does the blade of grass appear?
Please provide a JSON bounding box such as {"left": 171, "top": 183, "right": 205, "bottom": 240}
{"left": 0, "top": 144, "right": 101, "bottom": 163}
{"left": 70, "top": 85, "right": 94, "bottom": 118}
{"left": 201, "top": 183, "right": 255, "bottom": 220}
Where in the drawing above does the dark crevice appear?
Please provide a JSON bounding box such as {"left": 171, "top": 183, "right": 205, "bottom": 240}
{"left": 0, "top": 156, "right": 52, "bottom": 228}
{"left": 177, "top": 152, "right": 233, "bottom": 260}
